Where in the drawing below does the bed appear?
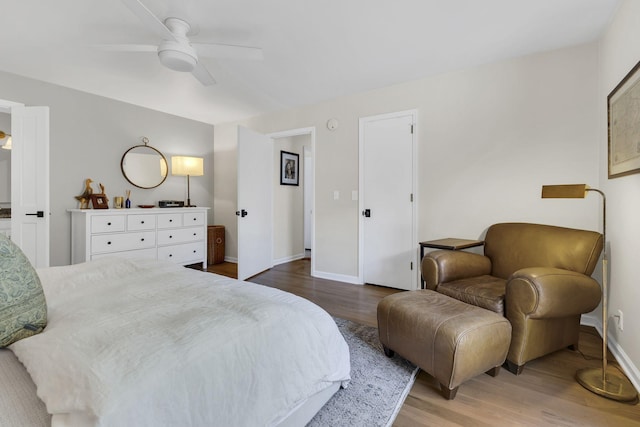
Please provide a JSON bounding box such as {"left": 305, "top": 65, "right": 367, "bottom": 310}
{"left": 1, "top": 254, "right": 351, "bottom": 427}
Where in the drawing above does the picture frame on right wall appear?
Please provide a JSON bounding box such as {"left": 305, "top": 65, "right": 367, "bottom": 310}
{"left": 608, "top": 59, "right": 640, "bottom": 178}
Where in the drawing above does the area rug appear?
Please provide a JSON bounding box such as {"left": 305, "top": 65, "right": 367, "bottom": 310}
{"left": 308, "top": 318, "right": 419, "bottom": 427}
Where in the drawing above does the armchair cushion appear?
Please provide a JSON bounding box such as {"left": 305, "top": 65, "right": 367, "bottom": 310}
{"left": 437, "top": 275, "right": 506, "bottom": 314}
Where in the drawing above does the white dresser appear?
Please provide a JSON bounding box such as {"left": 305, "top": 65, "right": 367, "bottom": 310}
{"left": 70, "top": 207, "right": 209, "bottom": 268}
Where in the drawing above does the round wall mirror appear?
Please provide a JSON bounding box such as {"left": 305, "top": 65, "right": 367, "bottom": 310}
{"left": 121, "top": 137, "right": 168, "bottom": 189}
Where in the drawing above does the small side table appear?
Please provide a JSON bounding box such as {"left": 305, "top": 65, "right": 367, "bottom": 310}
{"left": 419, "top": 238, "right": 484, "bottom": 289}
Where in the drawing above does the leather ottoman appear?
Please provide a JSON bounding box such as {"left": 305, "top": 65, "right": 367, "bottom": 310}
{"left": 377, "top": 290, "right": 511, "bottom": 399}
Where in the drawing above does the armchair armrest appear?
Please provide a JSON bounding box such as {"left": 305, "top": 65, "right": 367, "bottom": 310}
{"left": 506, "top": 267, "right": 602, "bottom": 319}
{"left": 421, "top": 249, "right": 491, "bottom": 291}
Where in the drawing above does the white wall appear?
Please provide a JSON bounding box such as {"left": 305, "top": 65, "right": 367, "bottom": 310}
{"left": 273, "top": 135, "right": 306, "bottom": 263}
{"left": 597, "top": 0, "right": 640, "bottom": 389}
{"left": 0, "top": 71, "right": 215, "bottom": 266}
{"left": 214, "top": 43, "right": 601, "bottom": 281}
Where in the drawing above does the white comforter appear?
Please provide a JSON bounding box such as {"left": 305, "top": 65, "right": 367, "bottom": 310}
{"left": 10, "top": 258, "right": 350, "bottom": 427}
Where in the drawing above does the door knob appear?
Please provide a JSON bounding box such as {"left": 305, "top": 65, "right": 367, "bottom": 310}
{"left": 235, "top": 209, "right": 248, "bottom": 218}
{"left": 25, "top": 211, "right": 44, "bottom": 218}
{"left": 362, "top": 209, "right": 371, "bottom": 217}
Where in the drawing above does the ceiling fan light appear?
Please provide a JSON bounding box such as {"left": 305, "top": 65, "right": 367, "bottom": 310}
{"left": 158, "top": 49, "right": 197, "bottom": 72}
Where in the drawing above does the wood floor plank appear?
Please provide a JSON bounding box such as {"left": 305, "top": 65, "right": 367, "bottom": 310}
{"left": 206, "top": 259, "right": 640, "bottom": 426}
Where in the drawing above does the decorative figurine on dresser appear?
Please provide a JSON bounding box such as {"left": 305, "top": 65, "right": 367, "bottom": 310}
{"left": 75, "top": 178, "right": 94, "bottom": 209}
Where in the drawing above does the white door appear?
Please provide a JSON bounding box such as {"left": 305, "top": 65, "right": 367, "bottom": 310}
{"left": 11, "top": 106, "right": 50, "bottom": 267}
{"left": 360, "top": 111, "right": 416, "bottom": 290}
{"left": 237, "top": 126, "right": 273, "bottom": 280}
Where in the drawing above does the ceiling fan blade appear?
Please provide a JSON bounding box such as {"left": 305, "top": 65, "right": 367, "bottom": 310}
{"left": 94, "top": 44, "right": 157, "bottom": 52}
{"left": 121, "top": 0, "right": 176, "bottom": 41}
{"left": 191, "top": 62, "right": 216, "bottom": 86}
{"left": 193, "top": 43, "right": 264, "bottom": 61}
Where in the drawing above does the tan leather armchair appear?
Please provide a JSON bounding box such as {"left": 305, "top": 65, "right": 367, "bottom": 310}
{"left": 421, "top": 223, "right": 603, "bottom": 374}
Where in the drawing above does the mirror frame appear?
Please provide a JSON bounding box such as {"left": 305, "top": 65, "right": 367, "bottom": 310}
{"left": 120, "top": 138, "right": 168, "bottom": 189}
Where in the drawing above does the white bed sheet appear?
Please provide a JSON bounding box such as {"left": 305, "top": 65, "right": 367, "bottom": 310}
{"left": 10, "top": 257, "right": 350, "bottom": 427}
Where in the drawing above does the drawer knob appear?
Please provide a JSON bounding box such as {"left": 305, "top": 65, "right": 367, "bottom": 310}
{"left": 107, "top": 241, "right": 112, "bottom": 245}
{"left": 107, "top": 222, "right": 112, "bottom": 226}
{"left": 193, "top": 250, "right": 196, "bottom": 253}
{"left": 169, "top": 254, "right": 173, "bottom": 257}
{"left": 169, "top": 235, "right": 173, "bottom": 239}
{"left": 193, "top": 232, "right": 196, "bottom": 236}
{"left": 141, "top": 220, "right": 145, "bottom": 224}
{"left": 192, "top": 217, "right": 196, "bottom": 221}
{"left": 141, "top": 238, "right": 145, "bottom": 242}
{"left": 169, "top": 219, "right": 173, "bottom": 222}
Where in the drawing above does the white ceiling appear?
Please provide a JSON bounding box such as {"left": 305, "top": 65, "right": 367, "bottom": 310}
{"left": 0, "top": 0, "right": 621, "bottom": 125}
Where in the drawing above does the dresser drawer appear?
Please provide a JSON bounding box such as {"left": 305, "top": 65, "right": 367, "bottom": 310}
{"left": 127, "top": 214, "right": 156, "bottom": 231}
{"left": 157, "top": 213, "right": 183, "bottom": 229}
{"left": 158, "top": 242, "right": 205, "bottom": 264}
{"left": 183, "top": 212, "right": 205, "bottom": 227}
{"left": 91, "top": 231, "right": 156, "bottom": 254}
{"left": 91, "top": 215, "right": 126, "bottom": 233}
{"left": 157, "top": 227, "right": 204, "bottom": 245}
{"left": 91, "top": 247, "right": 157, "bottom": 261}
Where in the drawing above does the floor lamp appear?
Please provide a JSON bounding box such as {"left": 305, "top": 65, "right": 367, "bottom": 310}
{"left": 541, "top": 184, "right": 638, "bottom": 402}
{"left": 171, "top": 156, "right": 204, "bottom": 207}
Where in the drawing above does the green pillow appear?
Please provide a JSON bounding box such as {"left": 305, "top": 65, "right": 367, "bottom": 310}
{"left": 0, "top": 234, "right": 47, "bottom": 347}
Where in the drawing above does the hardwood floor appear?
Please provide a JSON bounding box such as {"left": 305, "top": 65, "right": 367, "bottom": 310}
{"left": 207, "top": 259, "right": 640, "bottom": 426}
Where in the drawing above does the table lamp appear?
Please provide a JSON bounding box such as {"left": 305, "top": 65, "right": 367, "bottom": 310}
{"left": 172, "top": 156, "right": 204, "bottom": 207}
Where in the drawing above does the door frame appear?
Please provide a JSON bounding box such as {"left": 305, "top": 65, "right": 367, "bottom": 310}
{"left": 267, "top": 127, "right": 316, "bottom": 276}
{"left": 358, "top": 109, "right": 418, "bottom": 288}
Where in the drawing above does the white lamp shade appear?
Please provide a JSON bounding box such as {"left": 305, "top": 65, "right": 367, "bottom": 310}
{"left": 171, "top": 156, "right": 204, "bottom": 176}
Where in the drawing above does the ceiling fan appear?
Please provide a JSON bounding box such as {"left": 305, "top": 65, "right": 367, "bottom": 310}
{"left": 106, "top": 0, "right": 264, "bottom": 86}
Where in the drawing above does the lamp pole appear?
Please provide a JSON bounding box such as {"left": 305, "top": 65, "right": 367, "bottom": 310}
{"left": 186, "top": 174, "right": 192, "bottom": 207}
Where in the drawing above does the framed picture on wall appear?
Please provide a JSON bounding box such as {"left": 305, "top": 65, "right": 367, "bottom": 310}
{"left": 608, "top": 59, "right": 640, "bottom": 178}
{"left": 280, "top": 151, "right": 299, "bottom": 186}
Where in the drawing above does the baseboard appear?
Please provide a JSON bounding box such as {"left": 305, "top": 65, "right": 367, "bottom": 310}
{"left": 273, "top": 253, "right": 305, "bottom": 266}
{"left": 224, "top": 256, "right": 237, "bottom": 263}
{"left": 580, "top": 314, "right": 640, "bottom": 393}
{"left": 311, "top": 270, "right": 362, "bottom": 285}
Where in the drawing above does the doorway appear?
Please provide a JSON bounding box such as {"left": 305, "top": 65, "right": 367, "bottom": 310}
{"left": 0, "top": 99, "right": 50, "bottom": 268}
{"left": 235, "top": 126, "right": 315, "bottom": 281}
{"left": 359, "top": 110, "right": 417, "bottom": 290}
{"left": 269, "top": 128, "right": 315, "bottom": 271}
{"left": 0, "top": 112, "right": 11, "bottom": 238}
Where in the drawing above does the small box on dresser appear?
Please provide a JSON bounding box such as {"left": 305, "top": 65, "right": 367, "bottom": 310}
{"left": 69, "top": 207, "right": 209, "bottom": 269}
